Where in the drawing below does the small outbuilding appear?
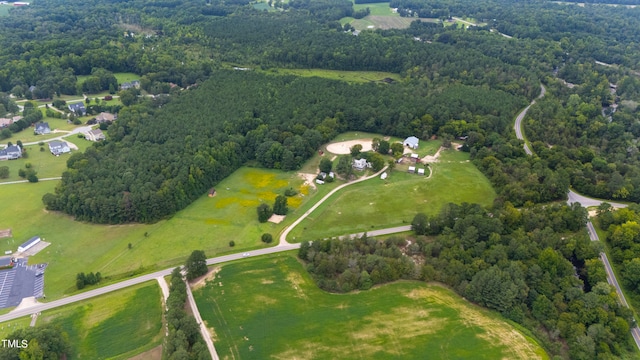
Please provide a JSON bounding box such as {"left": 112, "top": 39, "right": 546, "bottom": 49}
{"left": 18, "top": 236, "right": 40, "bottom": 252}
{"left": 381, "top": 172, "right": 388, "bottom": 180}
{"left": 408, "top": 166, "right": 416, "bottom": 173}
{"left": 208, "top": 188, "right": 216, "bottom": 197}
{"left": 418, "top": 168, "right": 425, "bottom": 176}
{"left": 410, "top": 153, "right": 420, "bottom": 162}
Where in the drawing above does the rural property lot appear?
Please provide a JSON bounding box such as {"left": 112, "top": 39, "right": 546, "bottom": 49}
{"left": 194, "top": 253, "right": 548, "bottom": 359}
{"left": 289, "top": 149, "right": 495, "bottom": 240}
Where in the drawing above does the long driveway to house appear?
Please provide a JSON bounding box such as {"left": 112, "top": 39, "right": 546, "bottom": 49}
{"left": 278, "top": 166, "right": 388, "bottom": 245}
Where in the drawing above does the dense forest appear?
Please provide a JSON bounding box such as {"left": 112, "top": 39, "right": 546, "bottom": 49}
{"left": 300, "top": 202, "right": 636, "bottom": 359}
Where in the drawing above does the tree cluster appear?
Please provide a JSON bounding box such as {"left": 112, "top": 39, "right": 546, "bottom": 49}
{"left": 298, "top": 235, "right": 417, "bottom": 292}
{"left": 185, "top": 250, "right": 208, "bottom": 281}
{"left": 164, "top": 267, "right": 210, "bottom": 359}
{"left": 0, "top": 325, "right": 72, "bottom": 360}
{"left": 76, "top": 271, "right": 102, "bottom": 290}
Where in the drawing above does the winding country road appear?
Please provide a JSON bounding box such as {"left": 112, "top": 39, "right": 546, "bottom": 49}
{"left": 514, "top": 84, "right": 546, "bottom": 155}
{"left": 514, "top": 84, "right": 640, "bottom": 349}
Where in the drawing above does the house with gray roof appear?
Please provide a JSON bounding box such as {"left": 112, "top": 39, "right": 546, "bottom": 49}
{"left": 0, "top": 145, "right": 22, "bottom": 161}
{"left": 68, "top": 102, "right": 86, "bottom": 116}
{"left": 403, "top": 136, "right": 419, "bottom": 149}
{"left": 85, "top": 129, "right": 105, "bottom": 142}
{"left": 34, "top": 122, "right": 51, "bottom": 135}
{"left": 48, "top": 140, "right": 70, "bottom": 155}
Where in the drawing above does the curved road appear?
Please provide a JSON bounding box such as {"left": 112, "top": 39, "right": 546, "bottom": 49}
{"left": 514, "top": 85, "right": 640, "bottom": 349}
{"left": 514, "top": 84, "right": 546, "bottom": 155}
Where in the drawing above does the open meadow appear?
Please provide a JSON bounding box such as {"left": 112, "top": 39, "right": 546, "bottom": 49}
{"left": 0, "top": 167, "right": 325, "bottom": 299}
{"left": 0, "top": 282, "right": 163, "bottom": 359}
{"left": 194, "top": 253, "right": 548, "bottom": 359}
{"left": 289, "top": 148, "right": 495, "bottom": 240}
{"left": 0, "top": 4, "right": 11, "bottom": 16}
{"left": 265, "top": 68, "right": 402, "bottom": 83}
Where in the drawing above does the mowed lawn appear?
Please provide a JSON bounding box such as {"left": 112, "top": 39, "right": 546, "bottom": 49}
{"left": 194, "top": 253, "right": 548, "bottom": 360}
{"left": 0, "top": 167, "right": 315, "bottom": 299}
{"left": 37, "top": 281, "right": 163, "bottom": 359}
{"left": 0, "top": 144, "right": 72, "bottom": 183}
{"left": 289, "top": 149, "right": 495, "bottom": 240}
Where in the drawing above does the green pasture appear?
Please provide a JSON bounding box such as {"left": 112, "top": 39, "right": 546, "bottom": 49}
{"left": 289, "top": 149, "right": 495, "bottom": 240}
{"left": 0, "top": 166, "right": 327, "bottom": 299}
{"left": 353, "top": 2, "right": 395, "bottom": 16}
{"left": 265, "top": 68, "right": 402, "bottom": 83}
{"left": 77, "top": 72, "right": 139, "bottom": 86}
{"left": 0, "top": 316, "right": 32, "bottom": 340}
{"left": 194, "top": 253, "right": 548, "bottom": 359}
{"left": 37, "top": 281, "right": 163, "bottom": 359}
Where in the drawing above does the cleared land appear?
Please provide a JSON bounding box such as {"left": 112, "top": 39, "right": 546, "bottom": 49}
{"left": 0, "top": 167, "right": 324, "bottom": 299}
{"left": 0, "top": 4, "right": 11, "bottom": 16}
{"left": 194, "top": 253, "right": 548, "bottom": 359}
{"left": 265, "top": 68, "right": 402, "bottom": 83}
{"left": 40, "top": 281, "right": 162, "bottom": 359}
{"left": 0, "top": 282, "right": 162, "bottom": 359}
{"left": 289, "top": 149, "right": 495, "bottom": 240}
{"left": 0, "top": 144, "right": 72, "bottom": 183}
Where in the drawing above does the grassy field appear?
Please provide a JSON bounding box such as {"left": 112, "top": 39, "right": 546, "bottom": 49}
{"left": 0, "top": 282, "right": 162, "bottom": 359}
{"left": 289, "top": 149, "right": 495, "bottom": 240}
{"left": 0, "top": 166, "right": 325, "bottom": 299}
{"left": 0, "top": 282, "right": 163, "bottom": 359}
{"left": 0, "top": 4, "right": 11, "bottom": 16}
{"left": 354, "top": 1, "right": 395, "bottom": 16}
{"left": 77, "top": 72, "right": 139, "bottom": 86}
{"left": 0, "top": 144, "right": 71, "bottom": 183}
{"left": 194, "top": 252, "right": 548, "bottom": 359}
{"left": 265, "top": 68, "right": 402, "bottom": 83}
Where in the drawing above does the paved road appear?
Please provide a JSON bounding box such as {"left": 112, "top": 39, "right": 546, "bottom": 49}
{"left": 567, "top": 189, "right": 627, "bottom": 209}
{"left": 22, "top": 126, "right": 93, "bottom": 146}
{"left": 514, "top": 87, "right": 640, "bottom": 349}
{"left": 514, "top": 84, "right": 546, "bottom": 155}
{"left": 278, "top": 166, "right": 388, "bottom": 245}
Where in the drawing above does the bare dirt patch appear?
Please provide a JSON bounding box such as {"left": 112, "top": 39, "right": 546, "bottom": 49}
{"left": 326, "top": 139, "right": 373, "bottom": 155}
{"left": 11, "top": 297, "right": 40, "bottom": 313}
{"left": 191, "top": 266, "right": 221, "bottom": 291}
{"left": 0, "top": 229, "right": 11, "bottom": 238}
{"left": 64, "top": 140, "right": 79, "bottom": 151}
{"left": 588, "top": 210, "right": 598, "bottom": 218}
{"left": 268, "top": 214, "right": 285, "bottom": 224}
{"left": 421, "top": 147, "right": 444, "bottom": 164}
{"left": 298, "top": 173, "right": 317, "bottom": 190}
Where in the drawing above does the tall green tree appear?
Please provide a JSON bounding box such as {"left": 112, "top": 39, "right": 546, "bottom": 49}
{"left": 185, "top": 250, "right": 208, "bottom": 280}
{"left": 273, "top": 195, "right": 288, "bottom": 215}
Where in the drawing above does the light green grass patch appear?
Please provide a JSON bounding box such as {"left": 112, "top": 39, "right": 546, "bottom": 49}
{"left": 194, "top": 252, "right": 548, "bottom": 359}
{"left": 0, "top": 4, "right": 11, "bottom": 16}
{"left": 38, "top": 281, "right": 163, "bottom": 359}
{"left": 353, "top": 2, "right": 395, "bottom": 16}
{"left": 265, "top": 68, "right": 401, "bottom": 83}
{"left": 0, "top": 316, "right": 32, "bottom": 339}
{"left": 289, "top": 149, "right": 495, "bottom": 240}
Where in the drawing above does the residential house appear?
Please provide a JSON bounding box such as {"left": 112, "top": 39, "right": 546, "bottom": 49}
{"left": 34, "top": 122, "right": 51, "bottom": 135}
{"left": 403, "top": 136, "right": 419, "bottom": 149}
{"left": 68, "top": 102, "right": 86, "bottom": 116}
{"left": 95, "top": 112, "right": 116, "bottom": 123}
{"left": 352, "top": 158, "right": 370, "bottom": 171}
{"left": 120, "top": 80, "right": 140, "bottom": 90}
{"left": 0, "top": 145, "right": 22, "bottom": 161}
{"left": 48, "top": 140, "right": 70, "bottom": 155}
{"left": 85, "top": 129, "right": 105, "bottom": 142}
{"left": 0, "top": 116, "right": 21, "bottom": 128}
